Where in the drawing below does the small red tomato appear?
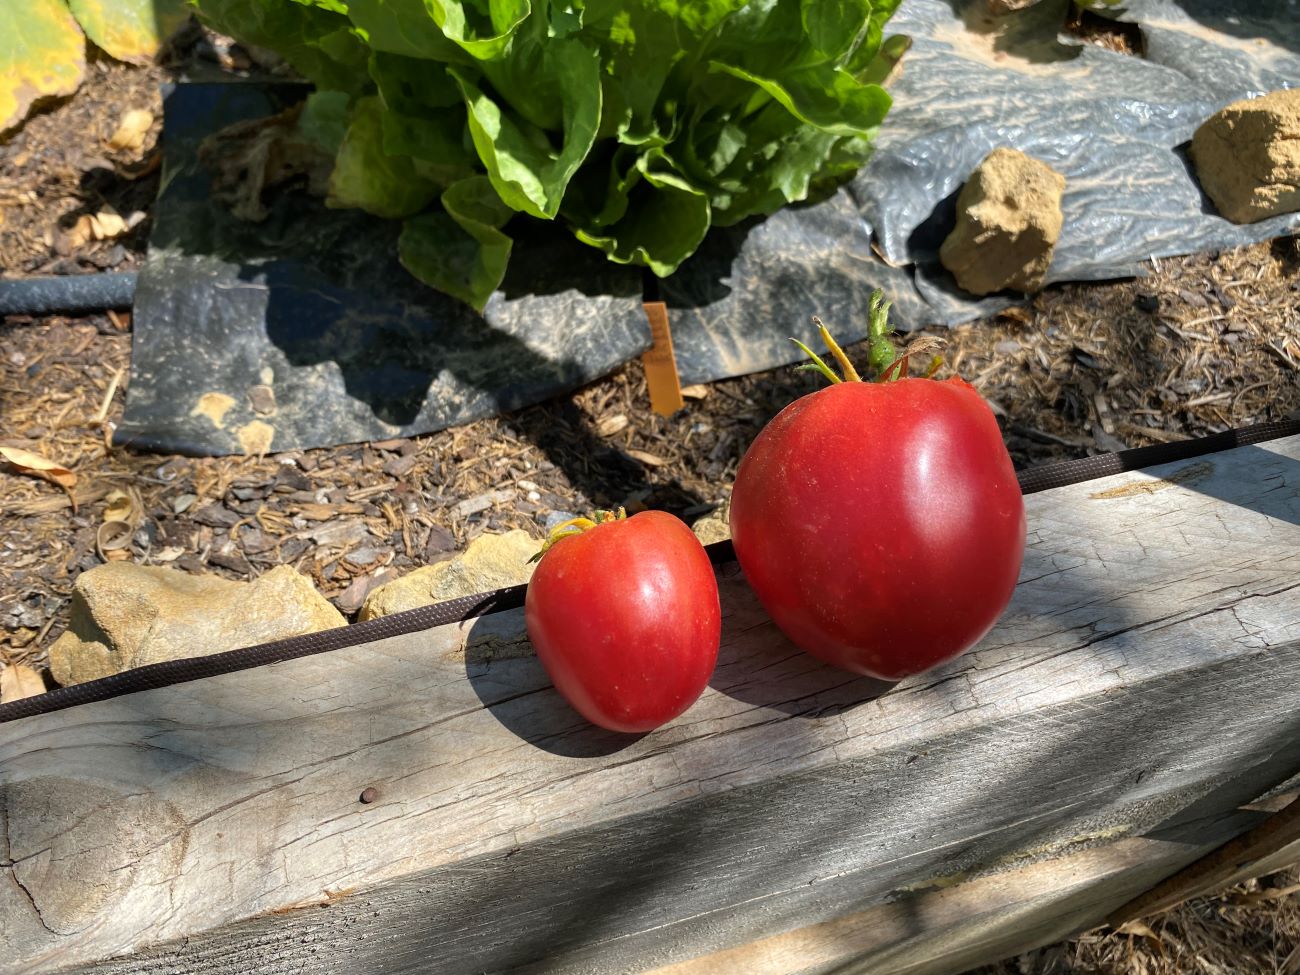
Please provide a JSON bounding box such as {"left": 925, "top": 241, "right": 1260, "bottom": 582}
{"left": 524, "top": 510, "right": 721, "bottom": 733}
{"left": 729, "top": 301, "right": 1025, "bottom": 681}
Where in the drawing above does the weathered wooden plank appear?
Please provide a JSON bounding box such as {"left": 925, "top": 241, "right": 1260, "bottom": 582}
{"left": 1, "top": 436, "right": 1297, "bottom": 975}
{"left": 644, "top": 794, "right": 1300, "bottom": 975}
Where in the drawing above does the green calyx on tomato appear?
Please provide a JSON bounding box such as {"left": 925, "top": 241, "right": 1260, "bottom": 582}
{"left": 791, "top": 289, "right": 944, "bottom": 386}
{"left": 529, "top": 507, "right": 627, "bottom": 563}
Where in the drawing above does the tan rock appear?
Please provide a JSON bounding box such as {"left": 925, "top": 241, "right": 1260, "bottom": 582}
{"left": 1190, "top": 89, "right": 1300, "bottom": 225}
{"left": 939, "top": 148, "right": 1066, "bottom": 296}
{"left": 359, "top": 530, "right": 538, "bottom": 620}
{"left": 48, "top": 563, "right": 344, "bottom": 686}
{"left": 691, "top": 507, "right": 731, "bottom": 546}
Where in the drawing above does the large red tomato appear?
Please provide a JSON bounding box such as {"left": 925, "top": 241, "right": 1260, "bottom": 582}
{"left": 524, "top": 510, "right": 721, "bottom": 733}
{"left": 730, "top": 373, "right": 1025, "bottom": 681}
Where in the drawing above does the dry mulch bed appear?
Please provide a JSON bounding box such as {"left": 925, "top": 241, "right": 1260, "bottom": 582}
{"left": 973, "top": 866, "right": 1300, "bottom": 975}
{"left": 2, "top": 24, "right": 1299, "bottom": 975}
{"left": 4, "top": 238, "right": 1296, "bottom": 657}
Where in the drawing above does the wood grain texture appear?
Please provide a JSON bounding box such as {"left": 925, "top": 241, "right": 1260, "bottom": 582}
{"left": 1, "top": 437, "right": 1297, "bottom": 975}
{"left": 644, "top": 794, "right": 1300, "bottom": 975}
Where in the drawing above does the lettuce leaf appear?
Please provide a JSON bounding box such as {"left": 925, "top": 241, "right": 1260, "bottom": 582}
{"left": 400, "top": 175, "right": 515, "bottom": 311}
{"left": 328, "top": 95, "right": 441, "bottom": 217}
{"left": 571, "top": 148, "right": 710, "bottom": 276}
{"left": 450, "top": 34, "right": 601, "bottom": 219}
{"left": 193, "top": 0, "right": 905, "bottom": 310}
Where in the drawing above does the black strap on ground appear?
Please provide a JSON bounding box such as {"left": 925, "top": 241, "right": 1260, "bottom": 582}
{"left": 1016, "top": 417, "right": 1300, "bottom": 494}
{"left": 3, "top": 418, "right": 1297, "bottom": 724}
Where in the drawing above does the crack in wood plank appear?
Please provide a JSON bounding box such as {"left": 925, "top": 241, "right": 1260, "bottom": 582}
{"left": 2, "top": 793, "right": 56, "bottom": 935}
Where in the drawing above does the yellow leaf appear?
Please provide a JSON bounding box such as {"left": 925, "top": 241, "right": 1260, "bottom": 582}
{"left": 0, "top": 0, "right": 86, "bottom": 133}
{"left": 107, "top": 107, "right": 153, "bottom": 150}
{"left": 89, "top": 207, "right": 128, "bottom": 239}
{"left": 66, "top": 0, "right": 190, "bottom": 65}
{"left": 103, "top": 488, "right": 133, "bottom": 523}
{"left": 0, "top": 445, "right": 78, "bottom": 510}
{"left": 1, "top": 663, "right": 46, "bottom": 703}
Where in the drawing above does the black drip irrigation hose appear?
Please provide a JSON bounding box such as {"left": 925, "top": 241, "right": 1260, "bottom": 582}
{"left": 0, "top": 271, "right": 137, "bottom": 316}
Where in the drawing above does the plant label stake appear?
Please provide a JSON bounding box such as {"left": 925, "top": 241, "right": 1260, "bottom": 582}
{"left": 642, "top": 301, "right": 685, "bottom": 417}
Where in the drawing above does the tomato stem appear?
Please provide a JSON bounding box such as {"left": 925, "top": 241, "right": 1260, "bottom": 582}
{"left": 793, "top": 289, "right": 903, "bottom": 385}
{"left": 529, "top": 507, "right": 626, "bottom": 563}
{"left": 879, "top": 353, "right": 910, "bottom": 383}
{"left": 865, "top": 290, "right": 898, "bottom": 380}
{"left": 790, "top": 337, "right": 842, "bottom": 384}
{"left": 793, "top": 291, "right": 947, "bottom": 388}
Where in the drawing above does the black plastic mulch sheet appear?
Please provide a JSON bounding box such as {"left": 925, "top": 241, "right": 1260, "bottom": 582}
{"left": 667, "top": 0, "right": 1300, "bottom": 383}
{"left": 120, "top": 1, "right": 1300, "bottom": 454}
{"left": 116, "top": 84, "right": 651, "bottom": 456}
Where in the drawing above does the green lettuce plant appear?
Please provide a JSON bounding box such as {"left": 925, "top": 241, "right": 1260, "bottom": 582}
{"left": 193, "top": 0, "right": 907, "bottom": 310}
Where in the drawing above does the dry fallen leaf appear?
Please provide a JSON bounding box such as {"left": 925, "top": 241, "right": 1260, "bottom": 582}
{"left": 97, "top": 520, "right": 134, "bottom": 561}
{"left": 597, "top": 414, "right": 629, "bottom": 437}
{"left": 0, "top": 445, "right": 78, "bottom": 510}
{"left": 89, "top": 208, "right": 128, "bottom": 239}
{"left": 64, "top": 207, "right": 136, "bottom": 249}
{"left": 64, "top": 214, "right": 94, "bottom": 249}
{"left": 627, "top": 448, "right": 667, "bottom": 467}
{"left": 1115, "top": 918, "right": 1167, "bottom": 960}
{"left": 107, "top": 107, "right": 154, "bottom": 151}
{"left": 1, "top": 663, "right": 46, "bottom": 703}
{"left": 103, "top": 488, "right": 134, "bottom": 523}
{"left": 1115, "top": 920, "right": 1160, "bottom": 939}
{"left": 680, "top": 384, "right": 710, "bottom": 400}
{"left": 98, "top": 487, "right": 142, "bottom": 560}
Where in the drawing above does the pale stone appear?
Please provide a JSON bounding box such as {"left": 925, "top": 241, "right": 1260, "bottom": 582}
{"left": 359, "top": 530, "right": 538, "bottom": 620}
{"left": 692, "top": 511, "right": 731, "bottom": 547}
{"left": 48, "top": 563, "right": 344, "bottom": 686}
{"left": 1191, "top": 88, "right": 1300, "bottom": 225}
{"left": 939, "top": 147, "right": 1066, "bottom": 296}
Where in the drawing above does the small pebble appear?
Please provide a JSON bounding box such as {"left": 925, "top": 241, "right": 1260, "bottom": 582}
{"left": 248, "top": 385, "right": 276, "bottom": 415}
